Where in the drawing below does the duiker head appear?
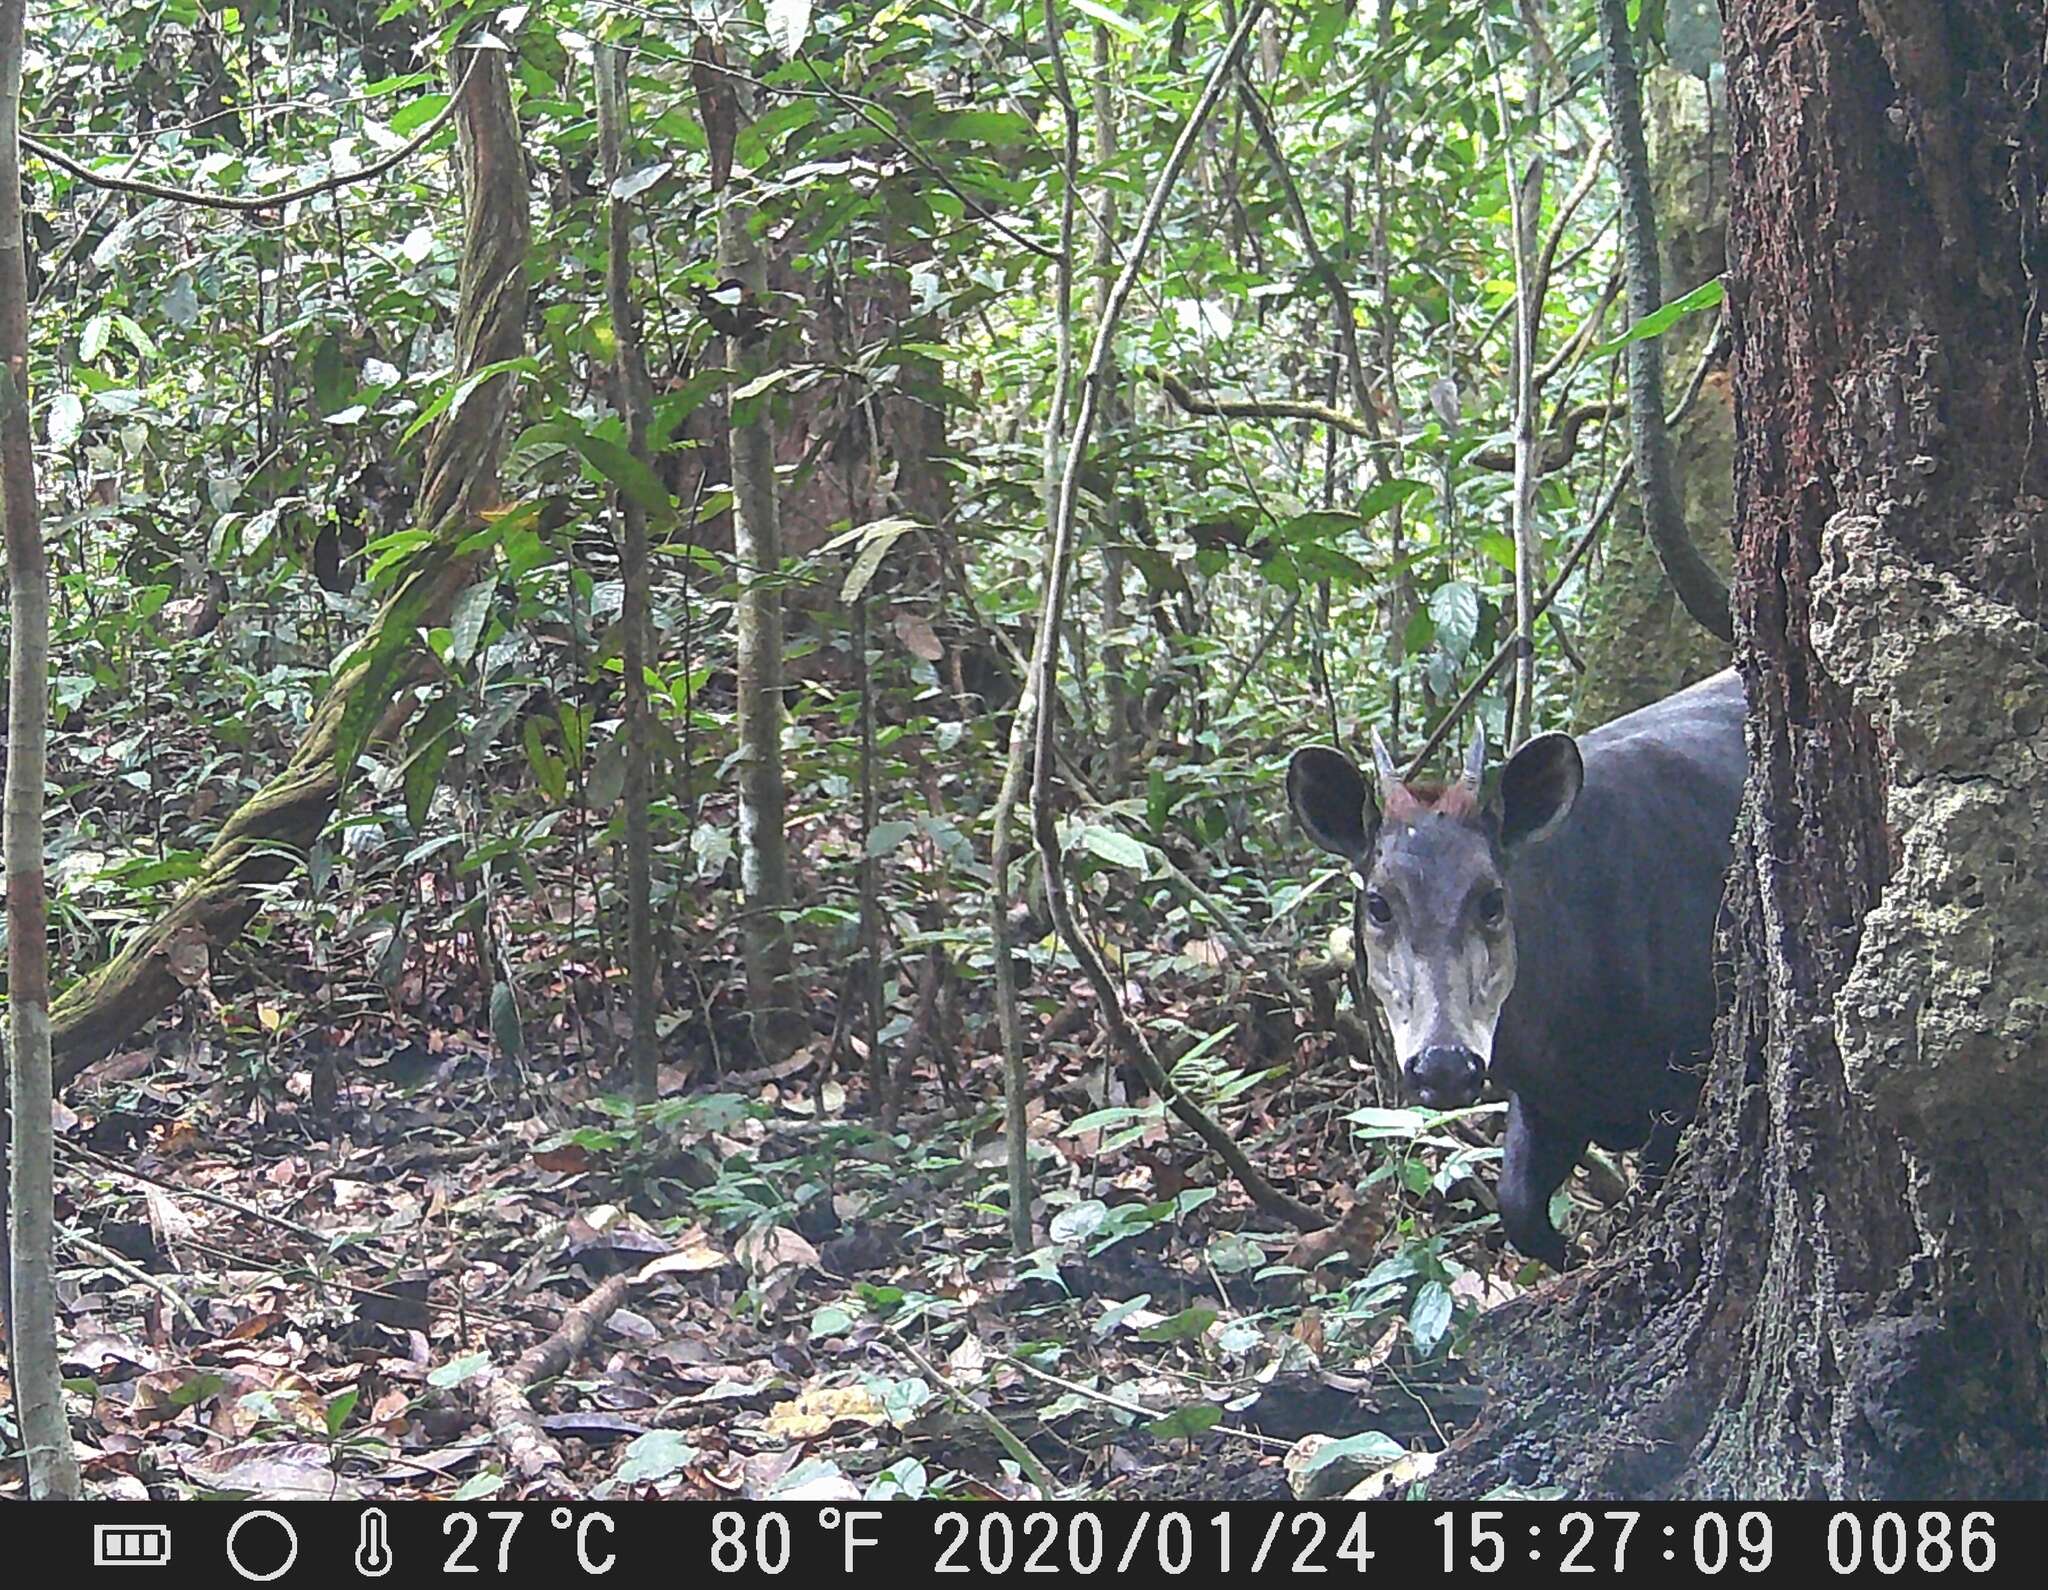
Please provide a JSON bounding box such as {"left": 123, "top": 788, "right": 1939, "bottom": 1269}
{"left": 1287, "top": 729, "right": 1584, "bottom": 1108}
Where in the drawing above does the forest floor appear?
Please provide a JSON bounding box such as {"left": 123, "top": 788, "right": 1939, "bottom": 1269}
{"left": 9, "top": 903, "right": 1614, "bottom": 1502}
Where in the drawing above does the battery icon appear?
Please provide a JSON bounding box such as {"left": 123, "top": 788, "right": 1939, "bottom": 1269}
{"left": 93, "top": 1525, "right": 172, "bottom": 1566}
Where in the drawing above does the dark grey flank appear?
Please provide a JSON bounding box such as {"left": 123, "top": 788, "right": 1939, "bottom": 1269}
{"left": 1287, "top": 668, "right": 1746, "bottom": 1269}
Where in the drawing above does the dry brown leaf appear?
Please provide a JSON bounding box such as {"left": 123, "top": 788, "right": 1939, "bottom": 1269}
{"left": 760, "top": 1385, "right": 887, "bottom": 1441}
{"left": 893, "top": 610, "right": 944, "bottom": 661}
{"left": 736, "top": 1225, "right": 820, "bottom": 1277}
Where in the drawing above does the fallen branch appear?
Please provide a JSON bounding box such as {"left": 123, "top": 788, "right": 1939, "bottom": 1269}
{"left": 483, "top": 1268, "right": 642, "bottom": 1481}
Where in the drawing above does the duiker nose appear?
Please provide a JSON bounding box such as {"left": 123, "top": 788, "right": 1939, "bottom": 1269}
{"left": 1408, "top": 1046, "right": 1485, "bottom": 1109}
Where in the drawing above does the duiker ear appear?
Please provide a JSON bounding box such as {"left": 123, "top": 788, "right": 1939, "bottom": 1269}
{"left": 1498, "top": 732, "right": 1584, "bottom": 850}
{"left": 1287, "top": 746, "right": 1377, "bottom": 859}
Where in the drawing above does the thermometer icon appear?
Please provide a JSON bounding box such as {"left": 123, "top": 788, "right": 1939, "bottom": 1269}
{"left": 354, "top": 1509, "right": 393, "bottom": 1578}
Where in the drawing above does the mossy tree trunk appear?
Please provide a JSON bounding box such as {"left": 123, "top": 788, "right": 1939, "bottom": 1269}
{"left": 1435, "top": 0, "right": 2048, "bottom": 1499}
{"left": 49, "top": 47, "right": 530, "bottom": 1086}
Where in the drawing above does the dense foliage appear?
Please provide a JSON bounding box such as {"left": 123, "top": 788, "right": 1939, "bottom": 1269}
{"left": 3, "top": 0, "right": 1728, "bottom": 1498}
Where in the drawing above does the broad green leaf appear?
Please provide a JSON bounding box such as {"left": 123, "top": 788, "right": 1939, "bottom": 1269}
{"left": 403, "top": 694, "right": 460, "bottom": 830}
{"left": 389, "top": 92, "right": 450, "bottom": 137}
{"left": 1145, "top": 1402, "right": 1223, "bottom": 1441}
{"left": 429, "top": 1351, "right": 493, "bottom": 1389}
{"left": 489, "top": 980, "right": 526, "bottom": 1059}
{"left": 1409, "top": 1279, "right": 1455, "bottom": 1355}
{"left": 1592, "top": 277, "right": 1724, "bottom": 358}
{"left": 841, "top": 520, "right": 917, "bottom": 603}
{"left": 576, "top": 433, "right": 675, "bottom": 526}
{"left": 610, "top": 161, "right": 671, "bottom": 203}
{"left": 48, "top": 393, "right": 84, "bottom": 448}
{"left": 448, "top": 578, "right": 496, "bottom": 667}
{"left": 865, "top": 819, "right": 917, "bottom": 857}
{"left": 1358, "top": 476, "right": 1432, "bottom": 520}
{"left": 1078, "top": 825, "right": 1148, "bottom": 871}
{"left": 1300, "top": 1429, "right": 1406, "bottom": 1478}
{"left": 1429, "top": 580, "right": 1481, "bottom": 662}
{"left": 80, "top": 314, "right": 112, "bottom": 363}
{"left": 1071, "top": 0, "right": 1144, "bottom": 39}
{"left": 335, "top": 574, "right": 438, "bottom": 780}
{"left": 617, "top": 1432, "right": 701, "bottom": 1485}
{"left": 1136, "top": 1306, "right": 1217, "bottom": 1343}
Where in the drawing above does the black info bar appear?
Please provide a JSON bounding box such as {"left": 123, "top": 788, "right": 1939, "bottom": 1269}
{"left": 48, "top": 1502, "right": 2017, "bottom": 1583}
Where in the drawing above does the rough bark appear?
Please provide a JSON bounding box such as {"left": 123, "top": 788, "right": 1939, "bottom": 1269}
{"left": 597, "top": 45, "right": 660, "bottom": 1103}
{"left": 1575, "top": 41, "right": 1734, "bottom": 727}
{"left": 0, "top": 0, "right": 82, "bottom": 1499}
{"left": 48, "top": 49, "right": 529, "bottom": 1085}
{"left": 1433, "top": 0, "right": 2048, "bottom": 1500}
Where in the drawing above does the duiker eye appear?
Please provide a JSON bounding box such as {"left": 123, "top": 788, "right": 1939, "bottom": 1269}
{"left": 1479, "top": 888, "right": 1507, "bottom": 925}
{"left": 1365, "top": 891, "right": 1394, "bottom": 927}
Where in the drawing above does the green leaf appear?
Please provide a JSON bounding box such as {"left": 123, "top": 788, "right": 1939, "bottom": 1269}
{"left": 80, "top": 314, "right": 112, "bottom": 362}
{"left": 389, "top": 92, "right": 450, "bottom": 137}
{"left": 448, "top": 578, "right": 496, "bottom": 667}
{"left": 48, "top": 392, "right": 84, "bottom": 448}
{"left": 1301, "top": 1429, "right": 1406, "bottom": 1477}
{"left": 489, "top": 981, "right": 526, "bottom": 1060}
{"left": 1077, "top": 825, "right": 1149, "bottom": 871}
{"left": 1145, "top": 1402, "right": 1223, "bottom": 1441}
{"left": 618, "top": 1431, "right": 701, "bottom": 1485}
{"left": 810, "top": 1303, "right": 856, "bottom": 1338}
{"left": 450, "top": 1470, "right": 505, "bottom": 1502}
{"left": 1591, "top": 277, "right": 1724, "bottom": 358}
{"left": 1409, "top": 1279, "right": 1455, "bottom": 1355}
{"left": 1358, "top": 476, "right": 1432, "bottom": 520}
{"left": 429, "top": 1351, "right": 493, "bottom": 1389}
{"left": 1049, "top": 1200, "right": 1108, "bottom": 1244}
{"left": 324, "top": 1387, "right": 359, "bottom": 1437}
{"left": 334, "top": 575, "right": 437, "bottom": 781}
{"left": 1429, "top": 580, "right": 1480, "bottom": 662}
{"left": 1070, "top": 0, "right": 1144, "bottom": 39}
{"left": 841, "top": 519, "right": 918, "bottom": 603}
{"left": 865, "top": 819, "right": 917, "bottom": 858}
{"left": 609, "top": 162, "right": 671, "bottom": 203}
{"left": 575, "top": 433, "right": 675, "bottom": 527}
{"left": 403, "top": 694, "right": 459, "bottom": 830}
{"left": 398, "top": 357, "right": 540, "bottom": 446}
{"left": 1136, "top": 1306, "right": 1217, "bottom": 1343}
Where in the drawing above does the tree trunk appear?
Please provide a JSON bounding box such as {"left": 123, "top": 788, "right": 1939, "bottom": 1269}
{"left": 0, "top": 0, "right": 82, "bottom": 1500}
{"left": 1434, "top": 0, "right": 2048, "bottom": 1499}
{"left": 596, "top": 45, "right": 661, "bottom": 1104}
{"left": 713, "top": 87, "right": 805, "bottom": 1066}
{"left": 47, "top": 48, "right": 529, "bottom": 1086}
